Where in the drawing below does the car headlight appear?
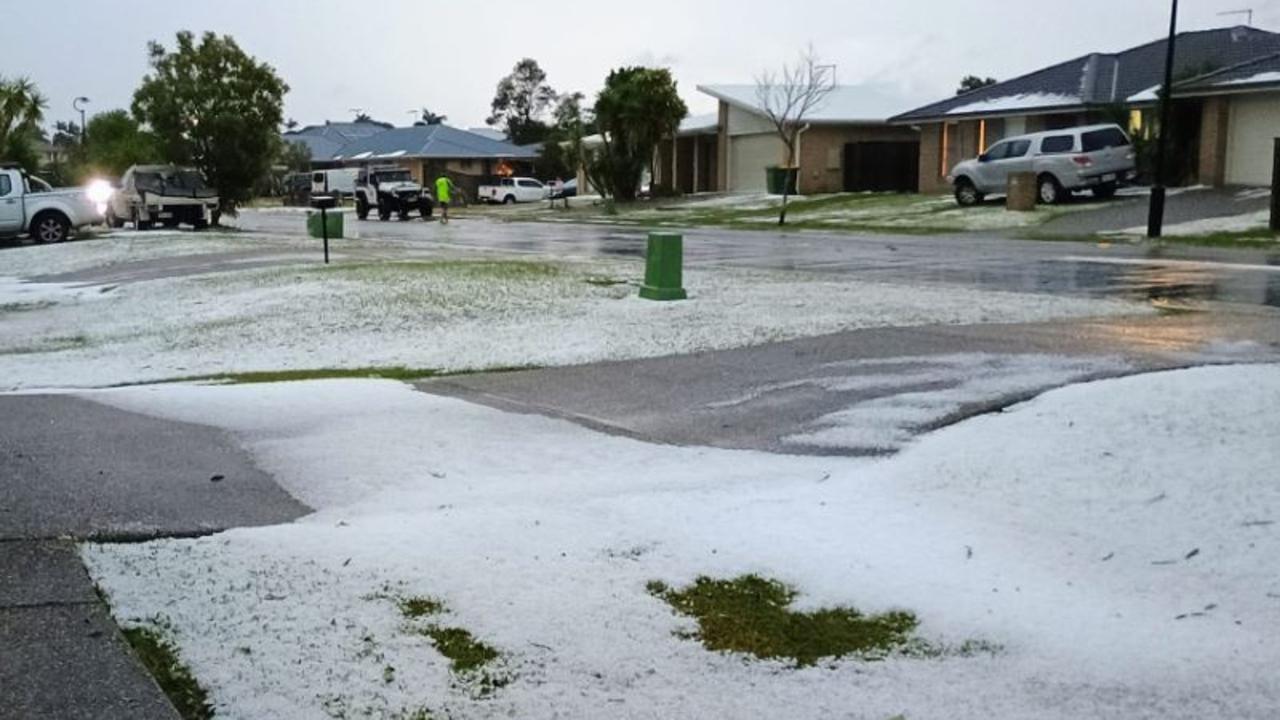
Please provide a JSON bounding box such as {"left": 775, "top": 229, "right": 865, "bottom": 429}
{"left": 85, "top": 178, "right": 114, "bottom": 205}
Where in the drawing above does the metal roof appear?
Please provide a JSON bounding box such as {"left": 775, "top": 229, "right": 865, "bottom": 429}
{"left": 330, "top": 124, "right": 540, "bottom": 162}
{"left": 891, "top": 26, "right": 1280, "bottom": 123}
{"left": 282, "top": 120, "right": 392, "bottom": 161}
{"left": 699, "top": 83, "right": 923, "bottom": 124}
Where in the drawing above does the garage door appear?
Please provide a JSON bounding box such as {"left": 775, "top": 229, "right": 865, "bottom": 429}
{"left": 729, "top": 133, "right": 785, "bottom": 192}
{"left": 1226, "top": 94, "right": 1280, "bottom": 186}
{"left": 843, "top": 142, "right": 920, "bottom": 192}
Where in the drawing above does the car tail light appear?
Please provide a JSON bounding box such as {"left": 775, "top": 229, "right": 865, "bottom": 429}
{"left": 1071, "top": 155, "right": 1094, "bottom": 168}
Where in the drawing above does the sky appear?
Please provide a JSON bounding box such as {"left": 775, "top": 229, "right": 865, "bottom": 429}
{"left": 5, "top": 0, "right": 1280, "bottom": 132}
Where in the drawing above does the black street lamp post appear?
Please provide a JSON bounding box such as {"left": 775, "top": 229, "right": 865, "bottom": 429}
{"left": 1147, "top": 0, "right": 1180, "bottom": 238}
{"left": 72, "top": 96, "right": 90, "bottom": 146}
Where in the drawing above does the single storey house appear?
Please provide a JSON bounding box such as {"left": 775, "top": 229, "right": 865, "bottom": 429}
{"left": 285, "top": 122, "right": 540, "bottom": 199}
{"left": 653, "top": 84, "right": 924, "bottom": 196}
{"left": 891, "top": 25, "right": 1280, "bottom": 192}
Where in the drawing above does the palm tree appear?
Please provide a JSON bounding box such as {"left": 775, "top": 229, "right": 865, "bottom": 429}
{"left": 0, "top": 77, "right": 48, "bottom": 170}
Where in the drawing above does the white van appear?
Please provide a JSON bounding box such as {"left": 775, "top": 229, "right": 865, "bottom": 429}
{"left": 311, "top": 168, "right": 360, "bottom": 199}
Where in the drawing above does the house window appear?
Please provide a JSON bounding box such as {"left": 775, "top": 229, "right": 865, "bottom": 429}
{"left": 1128, "top": 109, "right": 1144, "bottom": 137}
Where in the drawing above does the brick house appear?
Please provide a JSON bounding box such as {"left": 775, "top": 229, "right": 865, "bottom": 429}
{"left": 891, "top": 26, "right": 1280, "bottom": 193}
{"left": 654, "top": 84, "right": 923, "bottom": 195}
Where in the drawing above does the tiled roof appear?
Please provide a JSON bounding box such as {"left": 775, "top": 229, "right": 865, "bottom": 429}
{"left": 330, "top": 125, "right": 540, "bottom": 161}
{"left": 891, "top": 26, "right": 1280, "bottom": 122}
{"left": 1176, "top": 52, "right": 1280, "bottom": 91}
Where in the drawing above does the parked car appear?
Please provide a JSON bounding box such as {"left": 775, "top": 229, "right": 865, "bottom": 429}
{"left": 354, "top": 166, "right": 431, "bottom": 221}
{"left": 0, "top": 164, "right": 107, "bottom": 243}
{"left": 560, "top": 178, "right": 578, "bottom": 198}
{"left": 950, "top": 124, "right": 1136, "bottom": 206}
{"left": 107, "top": 165, "right": 218, "bottom": 229}
{"left": 311, "top": 168, "right": 359, "bottom": 199}
{"left": 477, "top": 177, "right": 548, "bottom": 204}
{"left": 284, "top": 172, "right": 311, "bottom": 206}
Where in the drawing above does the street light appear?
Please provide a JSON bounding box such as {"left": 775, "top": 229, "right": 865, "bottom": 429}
{"left": 1147, "top": 0, "right": 1179, "bottom": 238}
{"left": 72, "top": 96, "right": 90, "bottom": 145}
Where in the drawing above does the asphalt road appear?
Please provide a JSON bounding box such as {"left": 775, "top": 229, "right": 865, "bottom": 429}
{"left": 231, "top": 212, "right": 1280, "bottom": 309}
{"left": 0, "top": 395, "right": 307, "bottom": 719}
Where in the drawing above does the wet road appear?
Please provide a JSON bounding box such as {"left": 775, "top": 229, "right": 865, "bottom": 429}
{"left": 235, "top": 212, "right": 1280, "bottom": 309}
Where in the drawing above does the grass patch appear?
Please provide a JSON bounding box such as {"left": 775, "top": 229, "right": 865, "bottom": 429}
{"left": 374, "top": 591, "right": 510, "bottom": 696}
{"left": 312, "top": 259, "right": 564, "bottom": 282}
{"left": 121, "top": 626, "right": 214, "bottom": 720}
{"left": 648, "top": 575, "right": 923, "bottom": 667}
{"left": 0, "top": 334, "right": 90, "bottom": 356}
{"left": 397, "top": 595, "right": 446, "bottom": 619}
{"left": 418, "top": 626, "right": 501, "bottom": 675}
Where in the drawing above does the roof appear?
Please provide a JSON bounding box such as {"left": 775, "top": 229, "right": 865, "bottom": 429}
{"left": 678, "top": 112, "right": 719, "bottom": 135}
{"left": 698, "top": 83, "right": 923, "bottom": 124}
{"left": 282, "top": 120, "right": 392, "bottom": 162}
{"left": 1176, "top": 51, "right": 1280, "bottom": 92}
{"left": 891, "top": 26, "right": 1280, "bottom": 123}
{"left": 466, "top": 127, "right": 509, "bottom": 142}
{"left": 330, "top": 124, "right": 540, "bottom": 162}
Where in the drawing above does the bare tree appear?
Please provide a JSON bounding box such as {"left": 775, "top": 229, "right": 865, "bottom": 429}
{"left": 755, "top": 46, "right": 836, "bottom": 225}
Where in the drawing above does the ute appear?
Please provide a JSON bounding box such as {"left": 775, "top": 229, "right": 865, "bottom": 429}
{"left": 0, "top": 164, "right": 108, "bottom": 243}
{"left": 354, "top": 166, "right": 432, "bottom": 221}
{"left": 107, "top": 165, "right": 219, "bottom": 229}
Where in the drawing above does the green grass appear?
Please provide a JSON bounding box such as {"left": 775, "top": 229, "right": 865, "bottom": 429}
{"left": 312, "top": 259, "right": 564, "bottom": 282}
{"left": 397, "top": 596, "right": 447, "bottom": 619}
{"left": 376, "top": 592, "right": 509, "bottom": 695}
{"left": 417, "top": 626, "right": 501, "bottom": 675}
{"left": 647, "top": 575, "right": 923, "bottom": 667}
{"left": 121, "top": 626, "right": 214, "bottom": 720}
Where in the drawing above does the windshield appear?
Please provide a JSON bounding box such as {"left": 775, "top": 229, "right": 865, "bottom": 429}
{"left": 374, "top": 171, "right": 412, "bottom": 184}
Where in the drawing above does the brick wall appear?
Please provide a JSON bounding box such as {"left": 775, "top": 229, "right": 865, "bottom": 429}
{"left": 795, "top": 124, "right": 921, "bottom": 194}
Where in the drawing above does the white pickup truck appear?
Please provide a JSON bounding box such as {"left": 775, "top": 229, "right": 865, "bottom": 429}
{"left": 477, "top": 177, "right": 548, "bottom": 204}
{"left": 0, "top": 165, "right": 107, "bottom": 243}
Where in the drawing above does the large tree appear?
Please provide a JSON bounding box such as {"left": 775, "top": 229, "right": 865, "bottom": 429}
{"left": 956, "top": 75, "right": 998, "bottom": 95}
{"left": 82, "top": 110, "right": 158, "bottom": 177}
{"left": 417, "top": 108, "right": 447, "bottom": 126}
{"left": 487, "top": 58, "right": 557, "bottom": 145}
{"left": 539, "top": 92, "right": 588, "bottom": 181}
{"left": 0, "top": 76, "right": 47, "bottom": 172}
{"left": 133, "top": 31, "right": 288, "bottom": 219}
{"left": 593, "top": 67, "right": 687, "bottom": 202}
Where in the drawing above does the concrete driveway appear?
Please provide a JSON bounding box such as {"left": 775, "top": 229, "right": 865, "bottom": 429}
{"left": 1037, "top": 186, "right": 1271, "bottom": 235}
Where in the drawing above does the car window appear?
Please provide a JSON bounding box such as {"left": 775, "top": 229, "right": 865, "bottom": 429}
{"left": 1040, "top": 135, "right": 1075, "bottom": 154}
{"left": 0, "top": 175, "right": 11, "bottom": 197}
{"left": 1082, "top": 128, "right": 1131, "bottom": 152}
{"left": 1006, "top": 140, "right": 1031, "bottom": 158}
{"left": 518, "top": 180, "right": 541, "bottom": 188}
{"left": 983, "top": 142, "right": 1009, "bottom": 161}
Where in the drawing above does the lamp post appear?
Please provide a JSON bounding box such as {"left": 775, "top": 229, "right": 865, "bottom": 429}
{"left": 72, "top": 96, "right": 89, "bottom": 145}
{"left": 1146, "top": 0, "right": 1179, "bottom": 238}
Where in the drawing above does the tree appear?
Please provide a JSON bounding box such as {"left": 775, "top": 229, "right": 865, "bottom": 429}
{"left": 593, "top": 67, "right": 687, "bottom": 202}
{"left": 280, "top": 140, "right": 311, "bottom": 172}
{"left": 487, "top": 58, "right": 557, "bottom": 145}
{"left": 82, "top": 110, "right": 158, "bottom": 177}
{"left": 956, "top": 75, "right": 997, "bottom": 95}
{"left": 0, "top": 76, "right": 47, "bottom": 172}
{"left": 756, "top": 46, "right": 835, "bottom": 225}
{"left": 539, "top": 92, "right": 588, "bottom": 181}
{"left": 133, "top": 31, "right": 287, "bottom": 220}
{"left": 353, "top": 112, "right": 372, "bottom": 123}
{"left": 417, "top": 108, "right": 447, "bottom": 126}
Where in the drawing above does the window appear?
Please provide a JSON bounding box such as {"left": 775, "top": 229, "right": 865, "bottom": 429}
{"left": 1006, "top": 139, "right": 1031, "bottom": 158}
{"left": 1040, "top": 135, "right": 1075, "bottom": 154}
{"left": 518, "top": 179, "right": 542, "bottom": 188}
{"left": 0, "top": 175, "right": 10, "bottom": 197}
{"left": 1082, "top": 128, "right": 1130, "bottom": 152}
{"left": 982, "top": 142, "right": 1009, "bottom": 161}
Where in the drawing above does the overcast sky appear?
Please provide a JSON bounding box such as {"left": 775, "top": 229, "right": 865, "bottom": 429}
{"left": 5, "top": 0, "right": 1280, "bottom": 131}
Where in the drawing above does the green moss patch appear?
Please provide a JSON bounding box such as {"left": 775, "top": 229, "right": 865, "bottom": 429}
{"left": 648, "top": 575, "right": 923, "bottom": 667}
{"left": 121, "top": 626, "right": 214, "bottom": 720}
{"left": 397, "top": 595, "right": 447, "bottom": 619}
{"left": 418, "top": 626, "right": 501, "bottom": 675}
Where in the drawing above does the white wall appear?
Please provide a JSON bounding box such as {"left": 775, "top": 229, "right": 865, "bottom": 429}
{"left": 726, "top": 105, "right": 775, "bottom": 136}
{"left": 729, "top": 134, "right": 786, "bottom": 192}
{"left": 1226, "top": 93, "right": 1280, "bottom": 186}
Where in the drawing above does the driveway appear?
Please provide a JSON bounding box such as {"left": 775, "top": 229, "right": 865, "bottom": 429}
{"left": 1038, "top": 186, "right": 1271, "bottom": 235}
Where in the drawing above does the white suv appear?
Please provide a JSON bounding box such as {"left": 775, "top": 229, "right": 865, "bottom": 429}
{"left": 950, "top": 123, "right": 1137, "bottom": 206}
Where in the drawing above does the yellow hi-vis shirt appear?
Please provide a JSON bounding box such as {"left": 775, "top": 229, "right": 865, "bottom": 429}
{"left": 435, "top": 177, "right": 451, "bottom": 203}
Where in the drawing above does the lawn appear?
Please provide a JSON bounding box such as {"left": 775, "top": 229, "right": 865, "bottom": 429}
{"left": 469, "top": 191, "right": 1094, "bottom": 235}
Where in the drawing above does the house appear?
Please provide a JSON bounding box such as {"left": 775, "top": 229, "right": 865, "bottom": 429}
{"left": 891, "top": 26, "right": 1280, "bottom": 192}
{"left": 655, "top": 84, "right": 924, "bottom": 195}
{"left": 285, "top": 122, "right": 541, "bottom": 199}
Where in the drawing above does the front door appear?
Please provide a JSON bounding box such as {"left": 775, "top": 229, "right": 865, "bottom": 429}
{"left": 0, "top": 174, "right": 23, "bottom": 234}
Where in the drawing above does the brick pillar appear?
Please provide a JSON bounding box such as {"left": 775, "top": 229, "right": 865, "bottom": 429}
{"left": 917, "top": 123, "right": 944, "bottom": 193}
{"left": 1198, "top": 96, "right": 1231, "bottom": 187}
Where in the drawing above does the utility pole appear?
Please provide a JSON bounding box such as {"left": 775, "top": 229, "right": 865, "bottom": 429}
{"left": 72, "top": 96, "right": 89, "bottom": 145}
{"left": 1147, "top": 0, "right": 1179, "bottom": 239}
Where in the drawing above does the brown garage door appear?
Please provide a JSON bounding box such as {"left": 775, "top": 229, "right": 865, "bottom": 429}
{"left": 843, "top": 142, "right": 919, "bottom": 192}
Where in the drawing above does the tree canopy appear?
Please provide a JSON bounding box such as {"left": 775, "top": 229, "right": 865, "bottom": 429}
{"left": 957, "top": 75, "right": 998, "bottom": 95}
{"left": 417, "top": 108, "right": 448, "bottom": 126}
{"left": 83, "top": 110, "right": 159, "bottom": 177}
{"left": 133, "top": 31, "right": 288, "bottom": 218}
{"left": 487, "top": 58, "right": 557, "bottom": 145}
{"left": 0, "top": 76, "right": 48, "bottom": 172}
{"left": 593, "top": 67, "right": 687, "bottom": 202}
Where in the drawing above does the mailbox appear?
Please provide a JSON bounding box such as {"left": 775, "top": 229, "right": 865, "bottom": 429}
{"left": 308, "top": 195, "right": 339, "bottom": 264}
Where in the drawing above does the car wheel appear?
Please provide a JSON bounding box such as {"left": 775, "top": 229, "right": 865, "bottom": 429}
{"left": 105, "top": 209, "right": 124, "bottom": 229}
{"left": 1092, "top": 182, "right": 1118, "bottom": 199}
{"left": 33, "top": 213, "right": 70, "bottom": 243}
{"left": 503, "top": 195, "right": 516, "bottom": 205}
{"left": 1037, "top": 175, "right": 1063, "bottom": 205}
{"left": 953, "top": 179, "right": 982, "bottom": 207}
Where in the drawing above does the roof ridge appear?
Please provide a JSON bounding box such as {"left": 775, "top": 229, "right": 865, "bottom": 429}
{"left": 888, "top": 53, "right": 1094, "bottom": 121}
